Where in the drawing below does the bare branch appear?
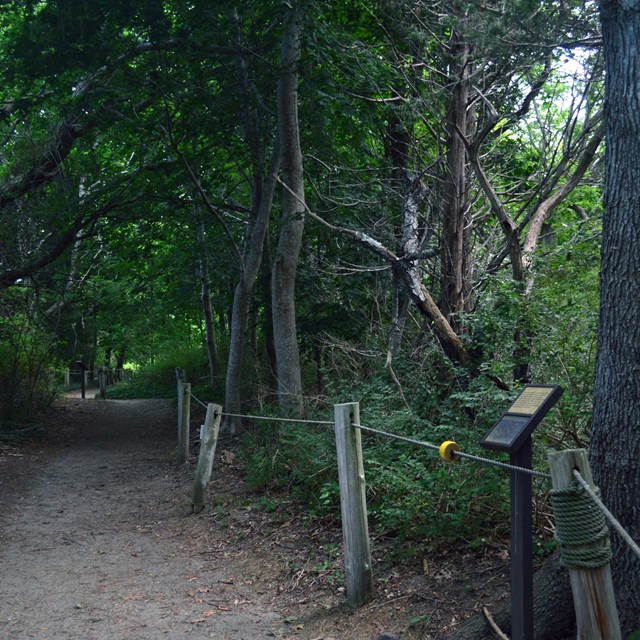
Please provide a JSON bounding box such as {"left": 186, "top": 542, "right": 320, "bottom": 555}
{"left": 276, "top": 176, "right": 469, "bottom": 362}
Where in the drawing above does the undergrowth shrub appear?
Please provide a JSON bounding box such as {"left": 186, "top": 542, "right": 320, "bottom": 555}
{"left": 0, "top": 290, "right": 58, "bottom": 421}
{"left": 106, "top": 345, "right": 219, "bottom": 400}
{"left": 0, "top": 419, "right": 48, "bottom": 443}
{"left": 241, "top": 418, "right": 339, "bottom": 518}
{"left": 238, "top": 364, "right": 515, "bottom": 550}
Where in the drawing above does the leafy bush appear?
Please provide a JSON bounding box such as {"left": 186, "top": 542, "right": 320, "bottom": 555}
{"left": 106, "top": 345, "right": 218, "bottom": 400}
{"left": 238, "top": 362, "right": 515, "bottom": 549}
{"left": 0, "top": 289, "right": 59, "bottom": 421}
{"left": 0, "top": 419, "right": 48, "bottom": 443}
{"left": 105, "top": 375, "right": 176, "bottom": 399}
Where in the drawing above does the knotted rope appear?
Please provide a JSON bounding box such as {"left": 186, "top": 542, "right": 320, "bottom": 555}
{"left": 550, "top": 481, "right": 612, "bottom": 569}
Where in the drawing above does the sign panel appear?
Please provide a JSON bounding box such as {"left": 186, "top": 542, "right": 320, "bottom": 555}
{"left": 480, "top": 384, "right": 563, "bottom": 453}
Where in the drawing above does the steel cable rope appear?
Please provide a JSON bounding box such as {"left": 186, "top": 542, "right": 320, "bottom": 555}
{"left": 184, "top": 389, "right": 640, "bottom": 560}
{"left": 573, "top": 469, "right": 640, "bottom": 561}
{"left": 187, "top": 388, "right": 550, "bottom": 477}
{"left": 186, "top": 392, "right": 334, "bottom": 426}
{"left": 220, "top": 411, "right": 334, "bottom": 426}
{"left": 353, "top": 422, "right": 552, "bottom": 479}
{"left": 188, "top": 391, "right": 209, "bottom": 410}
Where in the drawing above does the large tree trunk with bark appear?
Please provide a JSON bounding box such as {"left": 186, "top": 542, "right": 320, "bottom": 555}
{"left": 272, "top": 4, "right": 305, "bottom": 416}
{"left": 223, "top": 11, "right": 280, "bottom": 432}
{"left": 590, "top": 1, "right": 640, "bottom": 635}
{"left": 444, "top": 552, "right": 575, "bottom": 640}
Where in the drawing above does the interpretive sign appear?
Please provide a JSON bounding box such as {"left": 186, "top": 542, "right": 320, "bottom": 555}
{"left": 479, "top": 383, "right": 563, "bottom": 640}
{"left": 480, "top": 384, "right": 563, "bottom": 453}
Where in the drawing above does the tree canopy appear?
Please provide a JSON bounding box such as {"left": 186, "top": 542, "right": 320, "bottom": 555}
{"left": 5, "top": 2, "right": 637, "bottom": 636}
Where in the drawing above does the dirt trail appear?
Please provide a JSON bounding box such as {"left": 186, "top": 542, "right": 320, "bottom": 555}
{"left": 0, "top": 398, "right": 281, "bottom": 640}
{"left": 0, "top": 396, "right": 509, "bottom": 640}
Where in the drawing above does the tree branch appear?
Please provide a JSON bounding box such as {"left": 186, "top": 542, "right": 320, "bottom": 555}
{"left": 521, "top": 124, "right": 604, "bottom": 268}
{"left": 0, "top": 198, "right": 136, "bottom": 290}
{"left": 275, "top": 176, "right": 469, "bottom": 363}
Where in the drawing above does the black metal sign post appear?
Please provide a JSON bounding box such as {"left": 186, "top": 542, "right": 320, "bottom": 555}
{"left": 75, "top": 360, "right": 88, "bottom": 399}
{"left": 480, "top": 385, "right": 563, "bottom": 640}
{"left": 510, "top": 437, "right": 533, "bottom": 640}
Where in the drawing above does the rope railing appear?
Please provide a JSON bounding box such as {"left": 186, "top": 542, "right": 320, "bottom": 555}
{"left": 187, "top": 384, "right": 553, "bottom": 478}
{"left": 189, "top": 391, "right": 209, "bottom": 410}
{"left": 183, "top": 382, "right": 636, "bottom": 542}
{"left": 573, "top": 469, "right": 640, "bottom": 561}
{"left": 177, "top": 377, "right": 637, "bottom": 630}
{"left": 186, "top": 389, "right": 335, "bottom": 425}
{"left": 354, "top": 422, "right": 551, "bottom": 479}
{"left": 220, "top": 411, "right": 334, "bottom": 426}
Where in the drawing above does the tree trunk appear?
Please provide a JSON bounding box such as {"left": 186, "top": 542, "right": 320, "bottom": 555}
{"left": 445, "top": 551, "right": 575, "bottom": 640}
{"left": 224, "top": 147, "right": 280, "bottom": 432}
{"left": 441, "top": 32, "right": 473, "bottom": 329}
{"left": 590, "top": 2, "right": 640, "bottom": 635}
{"left": 272, "top": 3, "right": 305, "bottom": 415}
{"left": 195, "top": 208, "right": 218, "bottom": 386}
{"left": 261, "top": 241, "right": 277, "bottom": 386}
{"left": 115, "top": 346, "right": 126, "bottom": 371}
{"left": 223, "top": 12, "right": 281, "bottom": 431}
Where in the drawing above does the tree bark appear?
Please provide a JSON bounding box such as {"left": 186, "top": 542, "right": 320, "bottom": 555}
{"left": 445, "top": 552, "right": 575, "bottom": 640}
{"left": 195, "top": 208, "right": 218, "bottom": 386}
{"left": 272, "top": 3, "right": 305, "bottom": 415}
{"left": 441, "top": 32, "right": 473, "bottom": 329}
{"left": 261, "top": 241, "right": 277, "bottom": 386}
{"left": 224, "top": 147, "right": 280, "bottom": 432}
{"left": 222, "top": 11, "right": 281, "bottom": 431}
{"left": 591, "top": 2, "right": 640, "bottom": 635}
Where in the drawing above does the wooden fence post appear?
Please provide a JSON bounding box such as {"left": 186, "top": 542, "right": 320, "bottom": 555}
{"left": 192, "top": 403, "right": 222, "bottom": 513}
{"left": 548, "top": 449, "right": 621, "bottom": 640}
{"left": 98, "top": 367, "right": 107, "bottom": 399}
{"left": 334, "top": 401, "right": 373, "bottom": 608}
{"left": 176, "top": 368, "right": 186, "bottom": 460}
{"left": 177, "top": 382, "right": 191, "bottom": 465}
{"left": 64, "top": 369, "right": 70, "bottom": 391}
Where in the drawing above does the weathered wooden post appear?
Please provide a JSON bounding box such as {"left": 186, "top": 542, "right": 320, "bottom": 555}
{"left": 176, "top": 368, "right": 186, "bottom": 459}
{"left": 98, "top": 367, "right": 107, "bottom": 399}
{"left": 177, "top": 382, "right": 191, "bottom": 465}
{"left": 548, "top": 449, "right": 621, "bottom": 639}
{"left": 64, "top": 368, "right": 70, "bottom": 392}
{"left": 334, "top": 401, "right": 373, "bottom": 608}
{"left": 192, "top": 403, "right": 222, "bottom": 513}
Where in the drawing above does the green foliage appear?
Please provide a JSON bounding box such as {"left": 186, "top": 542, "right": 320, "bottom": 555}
{"left": 0, "top": 289, "right": 59, "bottom": 421}
{"left": 105, "top": 374, "right": 174, "bottom": 400}
{"left": 0, "top": 419, "right": 47, "bottom": 444}
{"left": 238, "top": 357, "right": 515, "bottom": 548}
{"left": 240, "top": 415, "right": 339, "bottom": 518}
{"left": 105, "top": 344, "right": 214, "bottom": 399}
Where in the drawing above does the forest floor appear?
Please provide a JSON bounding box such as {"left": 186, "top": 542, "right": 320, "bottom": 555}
{"left": 0, "top": 395, "right": 511, "bottom": 640}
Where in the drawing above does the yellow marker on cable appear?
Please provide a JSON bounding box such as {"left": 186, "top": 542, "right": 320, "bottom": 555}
{"left": 439, "top": 440, "right": 460, "bottom": 462}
